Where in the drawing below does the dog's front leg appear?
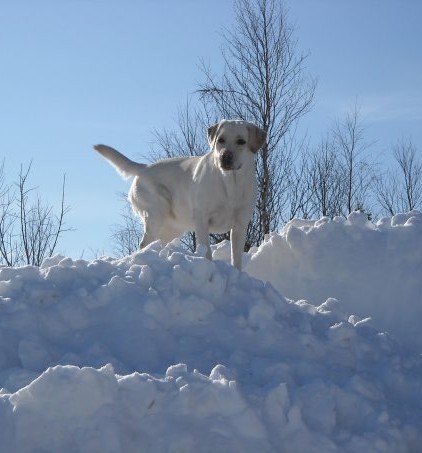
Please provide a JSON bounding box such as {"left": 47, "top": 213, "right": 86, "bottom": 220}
{"left": 231, "top": 223, "right": 248, "bottom": 270}
{"left": 194, "top": 215, "right": 212, "bottom": 260}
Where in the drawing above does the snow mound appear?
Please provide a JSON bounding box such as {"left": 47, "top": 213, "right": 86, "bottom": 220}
{"left": 0, "top": 215, "right": 421, "bottom": 452}
{"left": 246, "top": 210, "right": 422, "bottom": 352}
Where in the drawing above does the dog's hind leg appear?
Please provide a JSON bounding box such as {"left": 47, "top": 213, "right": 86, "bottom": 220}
{"left": 139, "top": 230, "right": 155, "bottom": 249}
{"left": 130, "top": 180, "right": 180, "bottom": 250}
{"left": 139, "top": 215, "right": 180, "bottom": 249}
{"left": 139, "top": 214, "right": 160, "bottom": 249}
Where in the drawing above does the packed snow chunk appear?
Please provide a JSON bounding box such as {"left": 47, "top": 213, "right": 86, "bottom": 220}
{"left": 173, "top": 366, "right": 268, "bottom": 441}
{"left": 8, "top": 364, "right": 120, "bottom": 453}
{"left": 167, "top": 294, "right": 214, "bottom": 324}
{"left": 346, "top": 210, "right": 374, "bottom": 228}
{"left": 317, "top": 298, "right": 347, "bottom": 321}
{"left": 40, "top": 254, "right": 66, "bottom": 268}
{"left": 0, "top": 397, "right": 14, "bottom": 449}
{"left": 172, "top": 254, "right": 226, "bottom": 299}
{"left": 11, "top": 364, "right": 116, "bottom": 417}
{"left": 298, "top": 381, "right": 337, "bottom": 435}
{"left": 138, "top": 264, "right": 154, "bottom": 287}
{"left": 405, "top": 211, "right": 422, "bottom": 226}
{"left": 390, "top": 210, "right": 421, "bottom": 227}
{"left": 248, "top": 299, "right": 276, "bottom": 327}
{"left": 117, "top": 371, "right": 161, "bottom": 425}
{"left": 117, "top": 365, "right": 272, "bottom": 452}
{"left": 328, "top": 321, "right": 356, "bottom": 343}
{"left": 18, "top": 336, "right": 53, "bottom": 371}
{"left": 209, "top": 364, "right": 236, "bottom": 383}
{"left": 264, "top": 382, "right": 291, "bottom": 428}
{"left": 211, "top": 238, "right": 232, "bottom": 262}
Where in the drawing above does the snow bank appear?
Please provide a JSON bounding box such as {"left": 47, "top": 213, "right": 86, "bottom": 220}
{"left": 0, "top": 214, "right": 421, "bottom": 452}
{"left": 246, "top": 210, "right": 422, "bottom": 352}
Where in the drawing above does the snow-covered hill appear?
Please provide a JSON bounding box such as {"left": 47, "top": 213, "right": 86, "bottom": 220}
{"left": 0, "top": 211, "right": 421, "bottom": 452}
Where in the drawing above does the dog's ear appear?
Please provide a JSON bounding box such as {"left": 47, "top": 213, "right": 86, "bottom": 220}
{"left": 248, "top": 124, "right": 267, "bottom": 153}
{"left": 207, "top": 122, "right": 220, "bottom": 147}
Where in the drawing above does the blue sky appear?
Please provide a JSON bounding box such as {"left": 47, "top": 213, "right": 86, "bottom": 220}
{"left": 1, "top": 0, "right": 421, "bottom": 259}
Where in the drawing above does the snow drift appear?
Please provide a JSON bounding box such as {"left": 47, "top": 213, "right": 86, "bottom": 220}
{"left": 0, "top": 211, "right": 421, "bottom": 452}
{"left": 245, "top": 210, "right": 422, "bottom": 352}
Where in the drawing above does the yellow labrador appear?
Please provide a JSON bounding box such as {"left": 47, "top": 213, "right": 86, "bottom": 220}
{"left": 94, "top": 120, "right": 266, "bottom": 269}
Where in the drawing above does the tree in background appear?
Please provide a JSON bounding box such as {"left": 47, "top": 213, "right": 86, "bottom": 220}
{"left": 198, "top": 0, "right": 316, "bottom": 248}
{"left": 332, "top": 103, "right": 374, "bottom": 216}
{"left": 376, "top": 138, "right": 422, "bottom": 215}
{"left": 301, "top": 103, "right": 377, "bottom": 220}
{"left": 307, "top": 136, "right": 345, "bottom": 218}
{"left": 276, "top": 135, "right": 314, "bottom": 223}
{"left": 0, "top": 162, "right": 71, "bottom": 267}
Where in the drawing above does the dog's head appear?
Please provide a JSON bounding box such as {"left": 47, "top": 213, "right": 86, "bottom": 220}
{"left": 207, "top": 120, "right": 267, "bottom": 171}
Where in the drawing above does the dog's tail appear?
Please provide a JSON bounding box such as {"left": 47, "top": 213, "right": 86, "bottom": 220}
{"left": 93, "top": 144, "right": 146, "bottom": 179}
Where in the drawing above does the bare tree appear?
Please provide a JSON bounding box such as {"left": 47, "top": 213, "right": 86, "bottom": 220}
{"left": 304, "top": 104, "right": 375, "bottom": 220}
{"left": 0, "top": 162, "right": 71, "bottom": 267}
{"left": 394, "top": 138, "right": 422, "bottom": 211}
{"left": 0, "top": 161, "right": 18, "bottom": 265}
{"left": 198, "top": 0, "right": 316, "bottom": 247}
{"left": 332, "top": 103, "right": 374, "bottom": 216}
{"left": 307, "top": 137, "right": 345, "bottom": 218}
{"left": 377, "top": 138, "right": 422, "bottom": 215}
{"left": 376, "top": 170, "right": 399, "bottom": 217}
{"left": 278, "top": 134, "right": 314, "bottom": 222}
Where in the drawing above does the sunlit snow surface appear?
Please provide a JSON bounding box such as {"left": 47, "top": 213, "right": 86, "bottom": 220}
{"left": 1, "top": 211, "right": 421, "bottom": 452}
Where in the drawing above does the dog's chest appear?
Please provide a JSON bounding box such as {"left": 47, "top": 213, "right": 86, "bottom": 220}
{"left": 207, "top": 175, "right": 255, "bottom": 232}
{"left": 221, "top": 169, "right": 253, "bottom": 199}
{"left": 208, "top": 206, "right": 236, "bottom": 233}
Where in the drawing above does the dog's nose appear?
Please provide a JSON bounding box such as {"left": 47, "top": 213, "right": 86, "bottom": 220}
{"left": 221, "top": 150, "right": 234, "bottom": 168}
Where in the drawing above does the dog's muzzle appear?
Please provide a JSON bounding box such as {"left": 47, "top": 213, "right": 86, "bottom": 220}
{"left": 220, "top": 150, "right": 234, "bottom": 170}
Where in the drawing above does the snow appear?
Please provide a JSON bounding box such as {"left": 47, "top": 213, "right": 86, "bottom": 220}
{"left": 245, "top": 209, "right": 422, "bottom": 352}
{"left": 0, "top": 212, "right": 421, "bottom": 452}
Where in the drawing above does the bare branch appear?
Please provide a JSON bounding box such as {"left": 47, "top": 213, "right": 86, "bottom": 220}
{"left": 394, "top": 138, "right": 422, "bottom": 211}
{"left": 0, "top": 162, "right": 72, "bottom": 267}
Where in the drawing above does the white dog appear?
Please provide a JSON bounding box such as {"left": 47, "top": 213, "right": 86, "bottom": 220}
{"left": 94, "top": 119, "right": 266, "bottom": 269}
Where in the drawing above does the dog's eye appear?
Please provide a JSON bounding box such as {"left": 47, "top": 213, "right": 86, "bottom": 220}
{"left": 236, "top": 139, "right": 246, "bottom": 145}
{"left": 217, "top": 137, "right": 225, "bottom": 144}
